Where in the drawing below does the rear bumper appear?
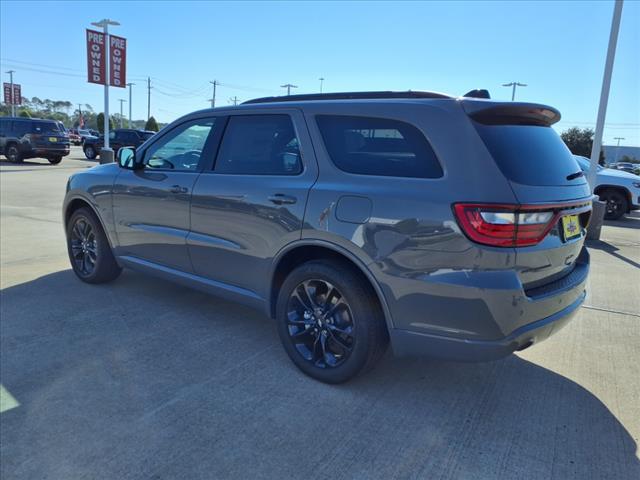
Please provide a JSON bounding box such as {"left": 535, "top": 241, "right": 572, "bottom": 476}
{"left": 390, "top": 290, "right": 584, "bottom": 361}
{"left": 387, "top": 248, "right": 589, "bottom": 361}
{"left": 27, "top": 146, "right": 71, "bottom": 157}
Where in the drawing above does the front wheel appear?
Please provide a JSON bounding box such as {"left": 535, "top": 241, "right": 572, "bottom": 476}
{"left": 84, "top": 145, "right": 97, "bottom": 160}
{"left": 48, "top": 156, "right": 62, "bottom": 165}
{"left": 5, "top": 144, "right": 22, "bottom": 163}
{"left": 66, "top": 207, "right": 122, "bottom": 283}
{"left": 276, "top": 260, "right": 388, "bottom": 383}
{"left": 600, "top": 189, "right": 628, "bottom": 220}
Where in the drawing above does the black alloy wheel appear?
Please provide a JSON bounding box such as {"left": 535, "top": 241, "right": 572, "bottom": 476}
{"left": 69, "top": 216, "right": 98, "bottom": 277}
{"left": 601, "top": 189, "right": 628, "bottom": 220}
{"left": 286, "top": 279, "right": 355, "bottom": 369}
{"left": 6, "top": 145, "right": 21, "bottom": 163}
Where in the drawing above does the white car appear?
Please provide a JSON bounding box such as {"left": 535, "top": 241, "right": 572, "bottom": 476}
{"left": 575, "top": 155, "right": 640, "bottom": 220}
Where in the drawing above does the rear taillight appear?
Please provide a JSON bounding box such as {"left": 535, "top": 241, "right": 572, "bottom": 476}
{"left": 453, "top": 203, "right": 559, "bottom": 247}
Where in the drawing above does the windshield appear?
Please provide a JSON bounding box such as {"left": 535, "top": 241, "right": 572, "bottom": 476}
{"left": 474, "top": 123, "right": 584, "bottom": 186}
{"left": 575, "top": 156, "right": 603, "bottom": 172}
{"left": 32, "top": 121, "right": 62, "bottom": 134}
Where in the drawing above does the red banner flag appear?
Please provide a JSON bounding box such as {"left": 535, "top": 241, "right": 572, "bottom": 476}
{"left": 86, "top": 29, "right": 106, "bottom": 85}
{"left": 109, "top": 34, "right": 126, "bottom": 88}
{"left": 13, "top": 84, "right": 21, "bottom": 105}
{"left": 3, "top": 83, "right": 11, "bottom": 105}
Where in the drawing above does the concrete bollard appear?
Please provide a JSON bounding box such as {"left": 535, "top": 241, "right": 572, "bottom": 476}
{"left": 587, "top": 198, "right": 606, "bottom": 241}
{"left": 99, "top": 148, "right": 114, "bottom": 164}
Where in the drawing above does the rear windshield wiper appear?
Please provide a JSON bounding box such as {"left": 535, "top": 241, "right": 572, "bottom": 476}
{"left": 566, "top": 171, "right": 584, "bottom": 181}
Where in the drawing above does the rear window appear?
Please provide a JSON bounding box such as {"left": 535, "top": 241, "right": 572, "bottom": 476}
{"left": 316, "top": 115, "right": 443, "bottom": 178}
{"left": 32, "top": 121, "right": 61, "bottom": 134}
{"left": 141, "top": 132, "right": 155, "bottom": 140}
{"left": 474, "top": 123, "right": 583, "bottom": 186}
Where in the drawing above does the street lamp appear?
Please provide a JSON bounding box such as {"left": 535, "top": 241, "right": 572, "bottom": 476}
{"left": 90, "top": 18, "right": 119, "bottom": 155}
{"left": 502, "top": 81, "right": 527, "bottom": 101}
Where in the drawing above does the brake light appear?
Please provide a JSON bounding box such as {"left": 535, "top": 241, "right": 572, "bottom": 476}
{"left": 453, "top": 203, "right": 559, "bottom": 247}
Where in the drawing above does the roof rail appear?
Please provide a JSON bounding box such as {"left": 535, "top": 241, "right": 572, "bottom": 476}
{"left": 242, "top": 90, "right": 451, "bottom": 105}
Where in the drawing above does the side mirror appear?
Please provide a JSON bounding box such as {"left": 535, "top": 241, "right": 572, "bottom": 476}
{"left": 117, "top": 147, "right": 141, "bottom": 169}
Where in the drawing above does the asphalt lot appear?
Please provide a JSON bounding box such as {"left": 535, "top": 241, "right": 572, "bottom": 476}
{"left": 1, "top": 147, "right": 639, "bottom": 480}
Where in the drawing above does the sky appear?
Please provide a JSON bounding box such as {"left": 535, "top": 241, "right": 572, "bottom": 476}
{"left": 1, "top": 0, "right": 639, "bottom": 145}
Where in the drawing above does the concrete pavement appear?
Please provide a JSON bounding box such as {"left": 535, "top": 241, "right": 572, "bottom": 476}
{"left": 1, "top": 149, "right": 639, "bottom": 479}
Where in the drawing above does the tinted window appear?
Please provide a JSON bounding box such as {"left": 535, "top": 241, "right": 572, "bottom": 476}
{"left": 215, "top": 115, "right": 302, "bottom": 175}
{"left": 145, "top": 118, "right": 215, "bottom": 171}
{"left": 316, "top": 115, "right": 443, "bottom": 178}
{"left": 118, "top": 131, "right": 139, "bottom": 143}
{"left": 141, "top": 131, "right": 155, "bottom": 141}
{"left": 32, "top": 121, "right": 61, "bottom": 134}
{"left": 0, "top": 118, "right": 8, "bottom": 135}
{"left": 474, "top": 123, "right": 584, "bottom": 186}
{"left": 13, "top": 121, "right": 31, "bottom": 136}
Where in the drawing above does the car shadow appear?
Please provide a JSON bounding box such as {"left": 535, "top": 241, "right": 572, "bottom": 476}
{"left": 603, "top": 211, "right": 640, "bottom": 230}
{"left": 587, "top": 239, "right": 640, "bottom": 269}
{"left": 1, "top": 270, "right": 638, "bottom": 479}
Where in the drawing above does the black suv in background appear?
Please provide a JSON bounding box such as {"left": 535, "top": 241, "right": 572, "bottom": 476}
{"left": 83, "top": 128, "right": 155, "bottom": 159}
{"left": 0, "top": 117, "right": 70, "bottom": 164}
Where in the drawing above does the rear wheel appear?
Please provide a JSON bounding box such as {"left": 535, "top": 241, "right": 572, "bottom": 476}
{"left": 48, "top": 156, "right": 62, "bottom": 165}
{"left": 84, "top": 145, "right": 97, "bottom": 160}
{"left": 600, "top": 189, "right": 628, "bottom": 220}
{"left": 276, "top": 260, "right": 388, "bottom": 383}
{"left": 66, "top": 207, "right": 121, "bottom": 283}
{"left": 5, "top": 144, "right": 22, "bottom": 163}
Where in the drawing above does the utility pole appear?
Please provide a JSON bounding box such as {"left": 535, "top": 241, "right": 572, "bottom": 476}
{"left": 127, "top": 82, "right": 135, "bottom": 128}
{"left": 209, "top": 80, "right": 219, "bottom": 108}
{"left": 118, "top": 99, "right": 126, "bottom": 128}
{"left": 319, "top": 77, "right": 325, "bottom": 93}
{"left": 77, "top": 103, "right": 83, "bottom": 127}
{"left": 502, "top": 81, "right": 527, "bottom": 101}
{"left": 280, "top": 83, "right": 298, "bottom": 96}
{"left": 588, "top": 0, "right": 624, "bottom": 191}
{"left": 91, "top": 18, "right": 120, "bottom": 154}
{"left": 6, "top": 70, "right": 15, "bottom": 116}
{"left": 613, "top": 137, "right": 625, "bottom": 163}
{"left": 147, "top": 77, "right": 151, "bottom": 121}
{"left": 229, "top": 96, "right": 240, "bottom": 106}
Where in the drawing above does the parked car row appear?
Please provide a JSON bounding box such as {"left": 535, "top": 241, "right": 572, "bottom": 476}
{"left": 64, "top": 91, "right": 593, "bottom": 383}
{"left": 606, "top": 161, "right": 640, "bottom": 176}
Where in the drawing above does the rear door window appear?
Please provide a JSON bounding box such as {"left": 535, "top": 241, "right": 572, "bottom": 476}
{"left": 474, "top": 123, "right": 584, "bottom": 186}
{"left": 316, "top": 115, "right": 443, "bottom": 178}
{"left": 32, "top": 121, "right": 61, "bottom": 134}
{"left": 214, "top": 115, "right": 302, "bottom": 175}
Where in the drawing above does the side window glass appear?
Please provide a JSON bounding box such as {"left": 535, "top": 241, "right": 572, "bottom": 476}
{"left": 316, "top": 115, "right": 443, "bottom": 178}
{"left": 144, "top": 119, "right": 215, "bottom": 171}
{"left": 215, "top": 115, "right": 302, "bottom": 175}
{"left": 109, "top": 131, "right": 116, "bottom": 140}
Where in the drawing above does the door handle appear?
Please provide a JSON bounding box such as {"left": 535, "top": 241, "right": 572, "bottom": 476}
{"left": 170, "top": 185, "right": 188, "bottom": 194}
{"left": 268, "top": 193, "right": 297, "bottom": 205}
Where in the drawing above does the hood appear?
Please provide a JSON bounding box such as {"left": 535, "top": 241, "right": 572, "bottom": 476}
{"left": 599, "top": 167, "right": 640, "bottom": 180}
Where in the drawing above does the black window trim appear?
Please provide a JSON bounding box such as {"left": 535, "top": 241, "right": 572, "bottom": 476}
{"left": 314, "top": 114, "right": 444, "bottom": 180}
{"left": 209, "top": 113, "right": 305, "bottom": 177}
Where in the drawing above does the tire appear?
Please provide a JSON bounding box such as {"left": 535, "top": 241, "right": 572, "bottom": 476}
{"left": 5, "top": 144, "right": 22, "bottom": 163}
{"left": 84, "top": 145, "right": 97, "bottom": 160}
{"left": 48, "top": 156, "right": 62, "bottom": 165}
{"left": 600, "top": 189, "right": 628, "bottom": 220}
{"left": 276, "top": 260, "right": 388, "bottom": 383}
{"left": 66, "top": 207, "right": 122, "bottom": 284}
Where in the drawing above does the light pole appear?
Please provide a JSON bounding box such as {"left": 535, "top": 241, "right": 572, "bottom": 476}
{"left": 319, "top": 77, "right": 325, "bottom": 93}
{"left": 6, "top": 70, "right": 15, "bottom": 116}
{"left": 281, "top": 83, "right": 298, "bottom": 96}
{"left": 127, "top": 82, "right": 135, "bottom": 128}
{"left": 91, "top": 18, "right": 120, "bottom": 154}
{"left": 502, "top": 81, "right": 527, "bottom": 101}
{"left": 118, "top": 99, "right": 126, "bottom": 128}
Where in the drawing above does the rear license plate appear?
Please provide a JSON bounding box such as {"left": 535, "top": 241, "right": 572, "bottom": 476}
{"left": 562, "top": 214, "right": 581, "bottom": 241}
{"left": 49, "top": 137, "right": 57, "bottom": 142}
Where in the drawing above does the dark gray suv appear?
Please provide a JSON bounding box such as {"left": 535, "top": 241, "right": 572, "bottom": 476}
{"left": 63, "top": 91, "right": 592, "bottom": 383}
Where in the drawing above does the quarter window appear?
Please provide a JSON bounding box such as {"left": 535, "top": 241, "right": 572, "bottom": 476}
{"left": 144, "top": 119, "right": 216, "bottom": 171}
{"left": 316, "top": 115, "right": 443, "bottom": 178}
{"left": 215, "top": 115, "right": 302, "bottom": 175}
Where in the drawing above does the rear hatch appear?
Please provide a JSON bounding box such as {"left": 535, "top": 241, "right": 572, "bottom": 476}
{"left": 462, "top": 101, "right": 592, "bottom": 289}
{"left": 31, "top": 120, "right": 70, "bottom": 149}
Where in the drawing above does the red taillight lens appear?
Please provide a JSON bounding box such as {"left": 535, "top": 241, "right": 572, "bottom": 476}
{"left": 453, "top": 203, "right": 558, "bottom": 247}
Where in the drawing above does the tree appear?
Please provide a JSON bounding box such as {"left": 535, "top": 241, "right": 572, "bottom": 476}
{"left": 145, "top": 116, "right": 159, "bottom": 132}
{"left": 18, "top": 109, "right": 31, "bottom": 118}
{"left": 561, "top": 127, "right": 605, "bottom": 165}
{"left": 96, "top": 113, "right": 114, "bottom": 134}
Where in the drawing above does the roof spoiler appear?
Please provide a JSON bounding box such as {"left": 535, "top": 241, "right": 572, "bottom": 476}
{"left": 463, "top": 102, "right": 561, "bottom": 126}
{"left": 463, "top": 89, "right": 490, "bottom": 99}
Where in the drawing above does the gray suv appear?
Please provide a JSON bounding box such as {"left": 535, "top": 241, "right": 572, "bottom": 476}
{"left": 63, "top": 91, "right": 592, "bottom": 383}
